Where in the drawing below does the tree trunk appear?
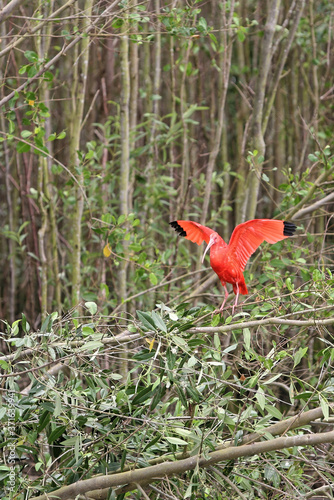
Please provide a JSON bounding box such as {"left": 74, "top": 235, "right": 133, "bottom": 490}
{"left": 118, "top": 9, "right": 130, "bottom": 309}
{"left": 69, "top": 0, "right": 93, "bottom": 311}
{"left": 242, "top": 0, "right": 281, "bottom": 221}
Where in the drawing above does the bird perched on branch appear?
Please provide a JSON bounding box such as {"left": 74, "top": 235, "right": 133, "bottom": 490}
{"left": 170, "top": 219, "right": 296, "bottom": 314}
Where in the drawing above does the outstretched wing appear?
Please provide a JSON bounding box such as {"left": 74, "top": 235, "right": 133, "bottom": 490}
{"left": 169, "top": 220, "right": 217, "bottom": 245}
{"left": 228, "top": 219, "right": 296, "bottom": 271}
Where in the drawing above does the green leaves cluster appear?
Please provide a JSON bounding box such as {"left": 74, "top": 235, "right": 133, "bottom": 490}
{"left": 1, "top": 298, "right": 333, "bottom": 498}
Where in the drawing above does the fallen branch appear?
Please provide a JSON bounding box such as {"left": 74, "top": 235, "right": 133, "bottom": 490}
{"left": 30, "top": 427, "right": 334, "bottom": 500}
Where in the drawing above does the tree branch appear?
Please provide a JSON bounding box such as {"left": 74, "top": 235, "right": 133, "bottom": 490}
{"left": 290, "top": 191, "right": 334, "bottom": 219}
{"left": 0, "top": 0, "right": 26, "bottom": 24}
{"left": 30, "top": 428, "right": 334, "bottom": 500}
{"left": 0, "top": 0, "right": 120, "bottom": 107}
{"left": 285, "top": 163, "right": 334, "bottom": 220}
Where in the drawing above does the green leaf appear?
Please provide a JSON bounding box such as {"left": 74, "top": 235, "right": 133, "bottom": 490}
{"left": 198, "top": 16, "right": 208, "bottom": 32}
{"left": 82, "top": 326, "right": 95, "bottom": 336}
{"left": 0, "top": 360, "right": 9, "bottom": 370}
{"left": 319, "top": 395, "right": 329, "bottom": 421}
{"left": 211, "top": 314, "right": 220, "bottom": 327}
{"left": 151, "top": 311, "right": 167, "bottom": 333}
{"left": 16, "top": 141, "right": 31, "bottom": 153}
{"left": 40, "top": 314, "right": 54, "bottom": 333}
{"left": 165, "top": 436, "right": 188, "bottom": 445}
{"left": 120, "top": 449, "right": 127, "bottom": 472}
{"left": 149, "top": 272, "right": 158, "bottom": 286}
{"left": 176, "top": 387, "right": 188, "bottom": 407}
{"left": 21, "top": 130, "right": 32, "bottom": 138}
{"left": 43, "top": 71, "right": 54, "bottom": 82}
{"left": 54, "top": 393, "right": 62, "bottom": 418}
{"left": 21, "top": 313, "right": 30, "bottom": 333}
{"left": 186, "top": 385, "right": 200, "bottom": 403}
{"left": 85, "top": 301, "right": 97, "bottom": 315}
{"left": 137, "top": 310, "right": 156, "bottom": 331}
{"left": 241, "top": 405, "right": 254, "bottom": 422}
{"left": 293, "top": 347, "right": 308, "bottom": 367}
{"left": 172, "top": 335, "right": 187, "bottom": 347}
{"left": 117, "top": 214, "right": 126, "bottom": 225}
{"left": 263, "top": 373, "right": 282, "bottom": 385}
{"left": 265, "top": 405, "right": 283, "bottom": 419}
{"left": 74, "top": 435, "right": 80, "bottom": 463}
{"left": 133, "top": 349, "right": 155, "bottom": 361}
{"left": 57, "top": 131, "right": 66, "bottom": 140}
{"left": 285, "top": 277, "right": 294, "bottom": 291}
{"left": 213, "top": 332, "right": 221, "bottom": 350}
{"left": 151, "top": 384, "right": 165, "bottom": 411}
{"left": 225, "top": 315, "right": 233, "bottom": 324}
{"left": 264, "top": 464, "right": 280, "bottom": 487}
{"left": 24, "top": 50, "right": 38, "bottom": 62}
{"left": 187, "top": 355, "right": 197, "bottom": 368}
{"left": 11, "top": 319, "right": 21, "bottom": 336}
{"left": 256, "top": 387, "right": 266, "bottom": 410}
{"left": 289, "top": 382, "right": 295, "bottom": 404}
{"left": 19, "top": 65, "right": 29, "bottom": 75}
{"left": 223, "top": 343, "right": 238, "bottom": 354}
{"left": 85, "top": 150, "right": 94, "bottom": 159}
{"left": 37, "top": 410, "right": 51, "bottom": 433}
{"left": 237, "top": 30, "right": 246, "bottom": 42}
{"left": 243, "top": 328, "right": 251, "bottom": 350}
{"left": 48, "top": 425, "right": 66, "bottom": 444}
{"left": 80, "top": 340, "right": 104, "bottom": 351}
{"left": 132, "top": 385, "right": 154, "bottom": 405}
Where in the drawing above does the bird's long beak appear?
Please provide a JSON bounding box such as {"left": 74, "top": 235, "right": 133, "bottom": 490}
{"left": 201, "top": 235, "right": 216, "bottom": 264}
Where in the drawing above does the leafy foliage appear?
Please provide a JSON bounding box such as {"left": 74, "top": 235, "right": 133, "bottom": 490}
{"left": 0, "top": 0, "right": 333, "bottom": 498}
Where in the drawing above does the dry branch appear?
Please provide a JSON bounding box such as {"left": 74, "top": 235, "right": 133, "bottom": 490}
{"left": 0, "top": 0, "right": 27, "bottom": 24}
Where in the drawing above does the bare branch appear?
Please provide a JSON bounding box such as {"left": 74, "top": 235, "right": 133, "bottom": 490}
{"left": 0, "top": 0, "right": 26, "bottom": 24}
{"left": 290, "top": 191, "right": 334, "bottom": 219}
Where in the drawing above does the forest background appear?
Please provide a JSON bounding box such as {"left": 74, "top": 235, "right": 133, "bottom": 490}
{"left": 0, "top": 0, "right": 334, "bottom": 499}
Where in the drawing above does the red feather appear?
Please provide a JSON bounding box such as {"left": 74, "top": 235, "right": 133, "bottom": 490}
{"left": 170, "top": 219, "right": 296, "bottom": 313}
{"left": 169, "top": 220, "right": 216, "bottom": 245}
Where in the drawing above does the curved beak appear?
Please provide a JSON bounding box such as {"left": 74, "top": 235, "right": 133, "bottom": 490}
{"left": 201, "top": 235, "right": 216, "bottom": 264}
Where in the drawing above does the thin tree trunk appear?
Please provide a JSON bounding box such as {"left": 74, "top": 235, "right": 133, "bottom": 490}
{"left": 118, "top": 9, "right": 130, "bottom": 308}
{"left": 242, "top": 0, "right": 281, "bottom": 221}
{"left": 35, "top": 0, "right": 54, "bottom": 321}
{"left": 177, "top": 10, "right": 197, "bottom": 216}
{"left": 200, "top": 0, "right": 235, "bottom": 226}
{"left": 262, "top": 0, "right": 305, "bottom": 134}
{"left": 2, "top": 111, "right": 15, "bottom": 323}
{"left": 69, "top": 0, "right": 93, "bottom": 311}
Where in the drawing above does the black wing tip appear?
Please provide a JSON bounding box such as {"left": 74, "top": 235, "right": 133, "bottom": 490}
{"left": 169, "top": 221, "right": 187, "bottom": 237}
{"left": 283, "top": 221, "right": 297, "bottom": 237}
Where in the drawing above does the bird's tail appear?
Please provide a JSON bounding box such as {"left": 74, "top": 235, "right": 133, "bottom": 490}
{"left": 233, "top": 281, "right": 248, "bottom": 295}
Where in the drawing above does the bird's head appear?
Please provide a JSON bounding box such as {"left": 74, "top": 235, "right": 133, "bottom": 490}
{"left": 201, "top": 232, "right": 219, "bottom": 264}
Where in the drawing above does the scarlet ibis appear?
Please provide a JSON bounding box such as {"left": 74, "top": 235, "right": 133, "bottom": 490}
{"left": 170, "top": 219, "right": 296, "bottom": 314}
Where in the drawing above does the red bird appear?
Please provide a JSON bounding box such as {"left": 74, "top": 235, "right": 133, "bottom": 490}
{"left": 170, "top": 219, "right": 296, "bottom": 314}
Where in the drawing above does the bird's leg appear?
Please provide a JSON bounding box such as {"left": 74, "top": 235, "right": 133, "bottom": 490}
{"left": 219, "top": 285, "right": 229, "bottom": 313}
{"left": 212, "top": 285, "right": 229, "bottom": 316}
{"left": 232, "top": 283, "right": 239, "bottom": 315}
